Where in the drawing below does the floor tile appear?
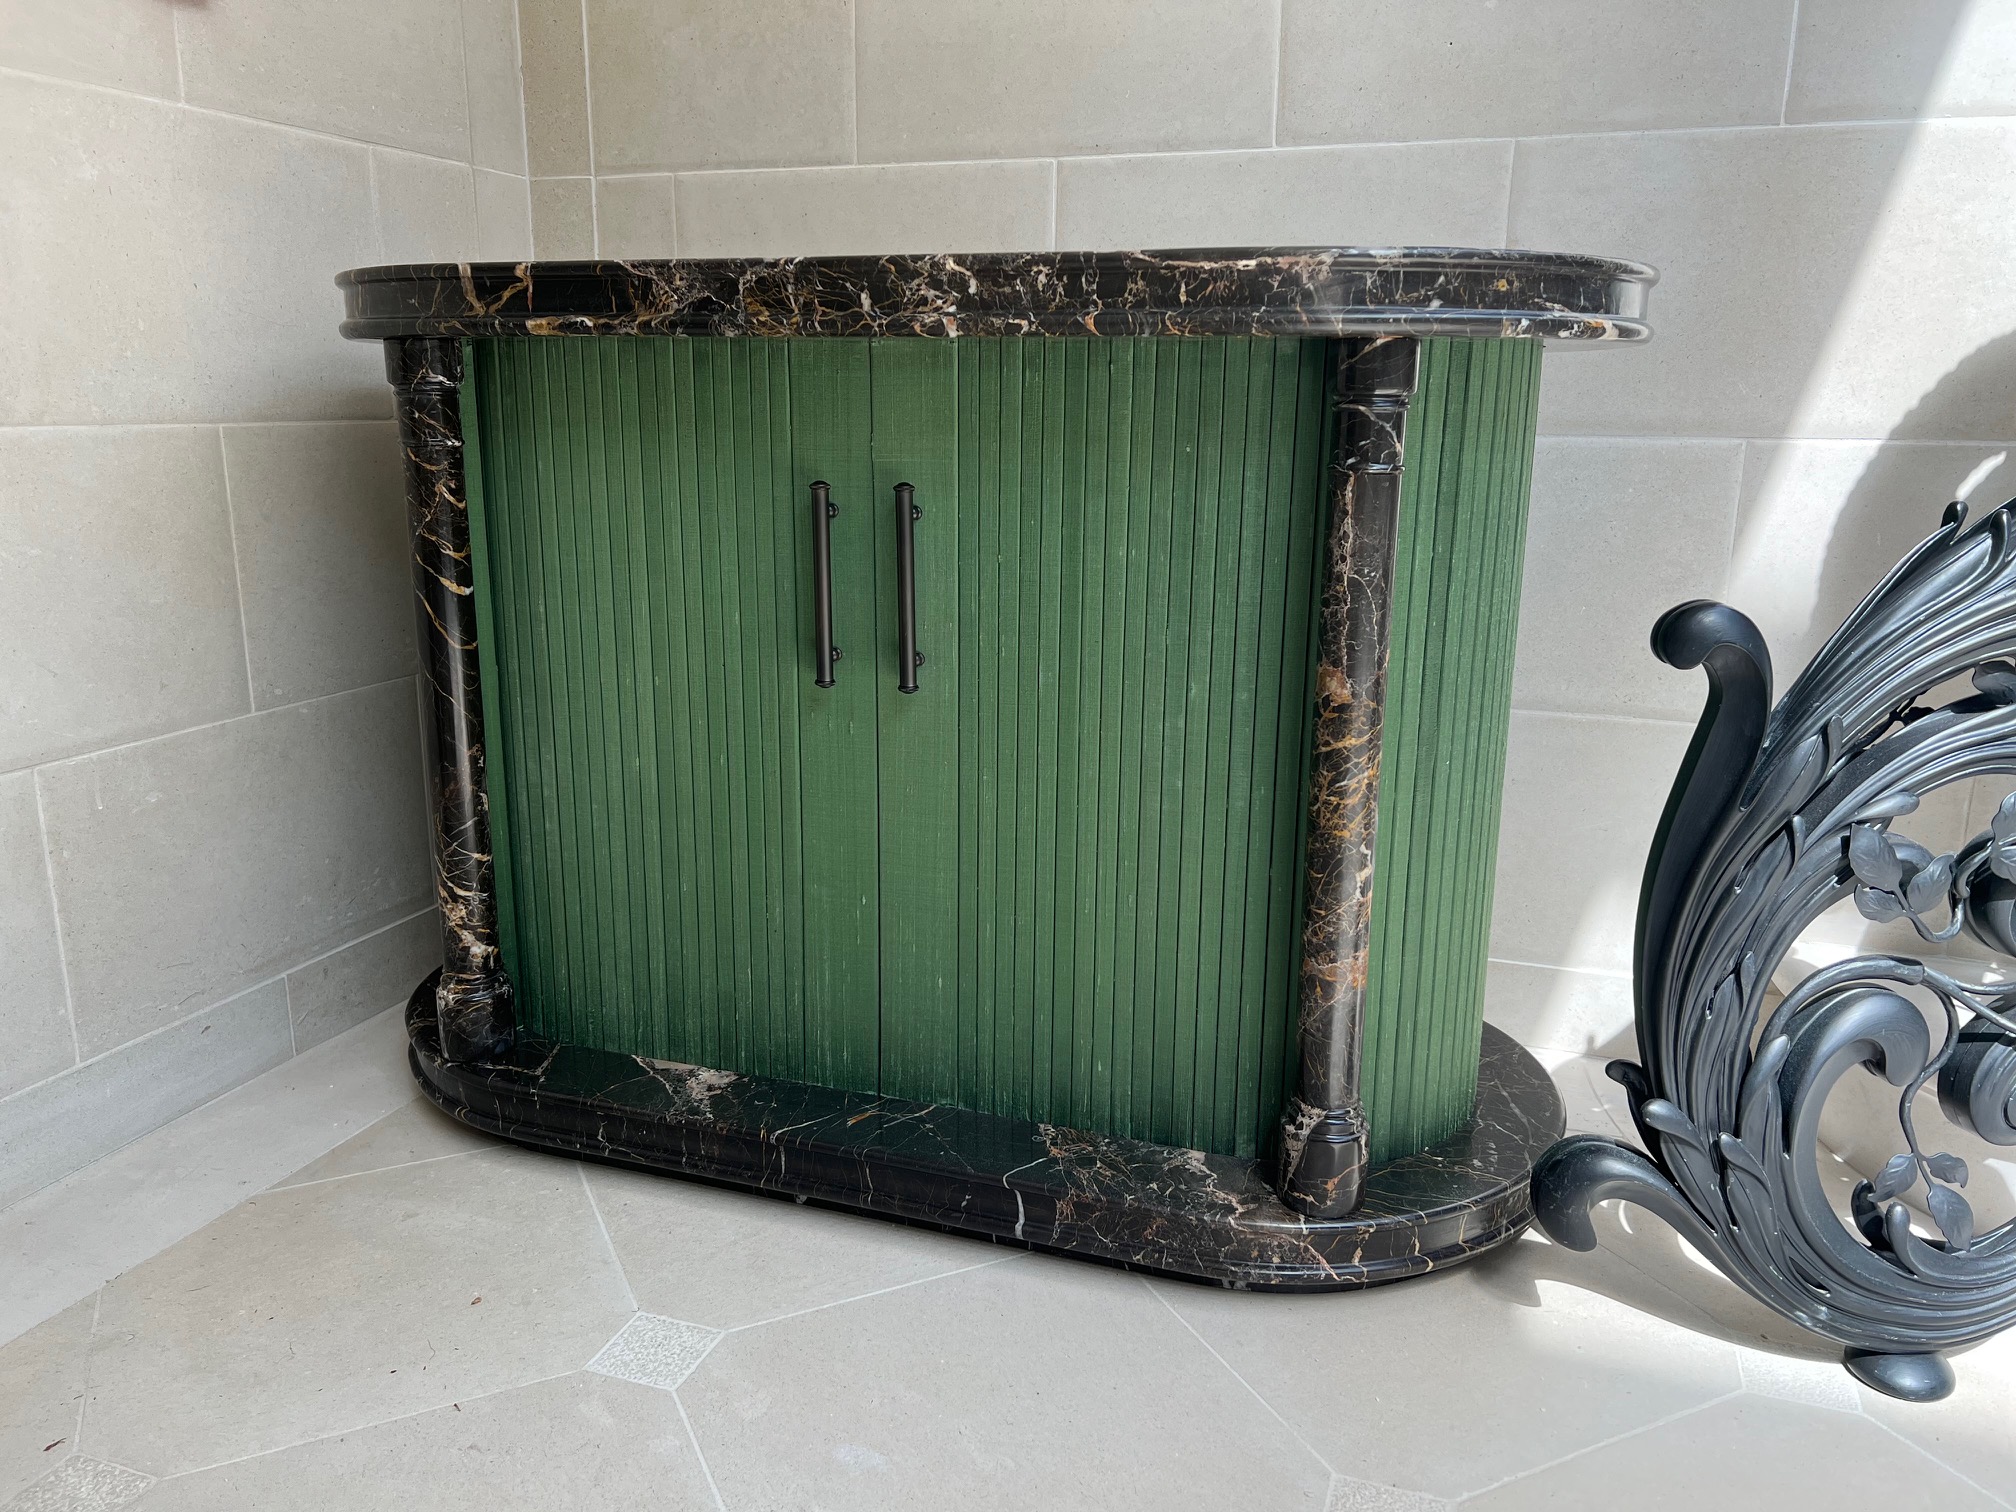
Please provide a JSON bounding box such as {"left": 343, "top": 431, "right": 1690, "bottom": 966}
{"left": 1155, "top": 1235, "right": 1741, "bottom": 1500}
{"left": 586, "top": 1315, "right": 721, "bottom": 1393}
{"left": 1537, "top": 1053, "right": 1634, "bottom": 1140}
{"left": 0, "top": 1008, "right": 415, "bottom": 1350}
{"left": 584, "top": 1164, "right": 997, "bottom": 1329}
{"left": 126, "top": 1374, "right": 715, "bottom": 1512}
{"left": 682, "top": 1258, "right": 1332, "bottom": 1511}
{"left": 0, "top": 1300, "right": 94, "bottom": 1503}
{"left": 1859, "top": 1324, "right": 2016, "bottom": 1491}
{"left": 267, "top": 1100, "right": 492, "bottom": 1191}
{"left": 1464, "top": 1395, "right": 2001, "bottom": 1511}
{"left": 79, "top": 1151, "right": 632, "bottom": 1477}
{"left": 4, "top": 1455, "right": 151, "bottom": 1511}
{"left": 1558, "top": 1187, "right": 1874, "bottom": 1360}
{"left": 1736, "top": 1346, "right": 1861, "bottom": 1411}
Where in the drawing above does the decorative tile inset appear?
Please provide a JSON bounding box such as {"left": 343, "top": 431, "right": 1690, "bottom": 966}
{"left": 585, "top": 1314, "right": 721, "bottom": 1393}
{"left": 4, "top": 1455, "right": 151, "bottom": 1511}
{"left": 1327, "top": 1475, "right": 1450, "bottom": 1510}
{"left": 1737, "top": 1347, "right": 1862, "bottom": 1412}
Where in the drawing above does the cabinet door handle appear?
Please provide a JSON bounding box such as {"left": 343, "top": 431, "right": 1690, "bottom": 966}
{"left": 894, "top": 483, "right": 923, "bottom": 695}
{"left": 811, "top": 481, "right": 840, "bottom": 688}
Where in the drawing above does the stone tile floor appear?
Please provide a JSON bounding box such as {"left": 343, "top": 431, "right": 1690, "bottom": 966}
{"left": 3, "top": 1018, "right": 2014, "bottom": 1511}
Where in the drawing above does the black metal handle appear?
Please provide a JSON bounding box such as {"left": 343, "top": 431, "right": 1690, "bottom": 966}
{"left": 894, "top": 483, "right": 923, "bottom": 694}
{"left": 811, "top": 481, "right": 840, "bottom": 688}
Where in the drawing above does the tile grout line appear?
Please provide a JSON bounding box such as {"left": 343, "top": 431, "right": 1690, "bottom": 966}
{"left": 30, "top": 773, "right": 82, "bottom": 1067}
{"left": 578, "top": 0, "right": 599, "bottom": 254}
{"left": 1268, "top": 0, "right": 1283, "bottom": 148}
{"left": 1778, "top": 0, "right": 1801, "bottom": 127}
{"left": 1450, "top": 1389, "right": 1743, "bottom": 1503}
{"left": 847, "top": 0, "right": 859, "bottom": 164}
{"left": 152, "top": 1367, "right": 587, "bottom": 1483}
{"left": 576, "top": 1164, "right": 638, "bottom": 1311}
{"left": 673, "top": 1388, "right": 729, "bottom": 1511}
{"left": 70, "top": 1287, "right": 103, "bottom": 1458}
{"left": 509, "top": 0, "right": 534, "bottom": 251}
{"left": 1498, "top": 137, "right": 1518, "bottom": 244}
{"left": 214, "top": 428, "right": 261, "bottom": 721}
{"left": 0, "top": 67, "right": 502, "bottom": 175}
{"left": 726, "top": 1252, "right": 1024, "bottom": 1335}
{"left": 266, "top": 1146, "right": 487, "bottom": 1196}
{"left": 4, "top": 60, "right": 2003, "bottom": 170}
{"left": 1488, "top": 953, "right": 1631, "bottom": 980}
{"left": 1861, "top": 1410, "right": 2016, "bottom": 1512}
{"left": 1142, "top": 1279, "right": 1337, "bottom": 1480}
{"left": 2, "top": 672, "right": 427, "bottom": 783}
{"left": 452, "top": 0, "right": 477, "bottom": 173}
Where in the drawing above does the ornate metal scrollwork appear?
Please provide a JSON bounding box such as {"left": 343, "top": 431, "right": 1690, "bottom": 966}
{"left": 1533, "top": 498, "right": 2016, "bottom": 1403}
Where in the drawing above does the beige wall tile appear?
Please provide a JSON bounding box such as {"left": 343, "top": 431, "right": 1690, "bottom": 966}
{"left": 0, "top": 0, "right": 178, "bottom": 96}
{"left": 462, "top": 0, "right": 529, "bottom": 173}
{"left": 0, "top": 982, "right": 292, "bottom": 1210}
{"left": 1056, "top": 142, "right": 1510, "bottom": 250}
{"left": 519, "top": 0, "right": 591, "bottom": 176}
{"left": 1510, "top": 122, "right": 2016, "bottom": 442}
{"left": 0, "top": 74, "right": 386, "bottom": 425}
{"left": 674, "top": 161, "right": 1052, "bottom": 259}
{"left": 531, "top": 175, "right": 597, "bottom": 257}
{"left": 856, "top": 0, "right": 1275, "bottom": 162}
{"left": 373, "top": 150, "right": 477, "bottom": 264}
{"left": 1280, "top": 0, "right": 1795, "bottom": 144}
{"left": 474, "top": 170, "right": 534, "bottom": 261}
{"left": 1491, "top": 712, "right": 1694, "bottom": 975}
{"left": 1788, "top": 0, "right": 2016, "bottom": 123}
{"left": 587, "top": 0, "right": 853, "bottom": 173}
{"left": 40, "top": 681, "right": 432, "bottom": 1058}
{"left": 0, "top": 427, "right": 248, "bottom": 770}
{"left": 0, "top": 773, "right": 72, "bottom": 1102}
{"left": 1730, "top": 440, "right": 2016, "bottom": 677}
{"left": 174, "top": 0, "right": 470, "bottom": 159}
{"left": 594, "top": 175, "right": 677, "bottom": 258}
{"left": 221, "top": 422, "right": 416, "bottom": 708}
{"left": 286, "top": 911, "right": 441, "bottom": 1051}
{"left": 1513, "top": 438, "right": 1744, "bottom": 721}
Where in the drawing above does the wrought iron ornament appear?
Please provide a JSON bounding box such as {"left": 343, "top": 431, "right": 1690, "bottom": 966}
{"left": 1534, "top": 498, "right": 2016, "bottom": 1403}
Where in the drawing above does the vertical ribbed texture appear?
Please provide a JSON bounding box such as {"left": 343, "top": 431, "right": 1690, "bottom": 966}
{"left": 1359, "top": 337, "right": 1543, "bottom": 1165}
{"left": 464, "top": 333, "right": 1541, "bottom": 1169}
{"left": 467, "top": 336, "right": 841, "bottom": 1079}
{"left": 896, "top": 336, "right": 1329, "bottom": 1159}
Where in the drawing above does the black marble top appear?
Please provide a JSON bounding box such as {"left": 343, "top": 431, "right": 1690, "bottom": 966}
{"left": 337, "top": 247, "right": 1655, "bottom": 343}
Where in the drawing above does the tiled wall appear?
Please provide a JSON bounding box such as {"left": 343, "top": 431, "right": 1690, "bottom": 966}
{"left": 0, "top": 1, "right": 534, "bottom": 1205}
{"left": 521, "top": 0, "right": 2016, "bottom": 1058}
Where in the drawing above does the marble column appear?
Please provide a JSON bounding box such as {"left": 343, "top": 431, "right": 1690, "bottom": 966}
{"left": 1277, "top": 335, "right": 1420, "bottom": 1218}
{"left": 387, "top": 337, "right": 515, "bottom": 1063}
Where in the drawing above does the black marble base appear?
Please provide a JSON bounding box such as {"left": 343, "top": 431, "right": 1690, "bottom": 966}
{"left": 405, "top": 975, "right": 1563, "bottom": 1290}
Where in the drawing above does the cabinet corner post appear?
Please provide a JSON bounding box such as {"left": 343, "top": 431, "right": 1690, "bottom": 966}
{"left": 386, "top": 336, "right": 515, "bottom": 1064}
{"left": 1277, "top": 334, "right": 1420, "bottom": 1218}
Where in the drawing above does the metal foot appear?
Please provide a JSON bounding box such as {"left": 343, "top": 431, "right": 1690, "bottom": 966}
{"left": 1843, "top": 1348, "right": 1955, "bottom": 1403}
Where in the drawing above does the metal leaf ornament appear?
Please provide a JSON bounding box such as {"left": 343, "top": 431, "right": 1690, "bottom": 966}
{"left": 1531, "top": 498, "right": 2016, "bottom": 1405}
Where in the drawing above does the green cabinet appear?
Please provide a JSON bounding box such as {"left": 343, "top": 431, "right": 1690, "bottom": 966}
{"left": 464, "top": 332, "right": 1535, "bottom": 1164}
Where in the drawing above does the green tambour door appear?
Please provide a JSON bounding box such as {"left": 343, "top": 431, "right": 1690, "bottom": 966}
{"left": 464, "top": 334, "right": 1539, "bottom": 1164}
